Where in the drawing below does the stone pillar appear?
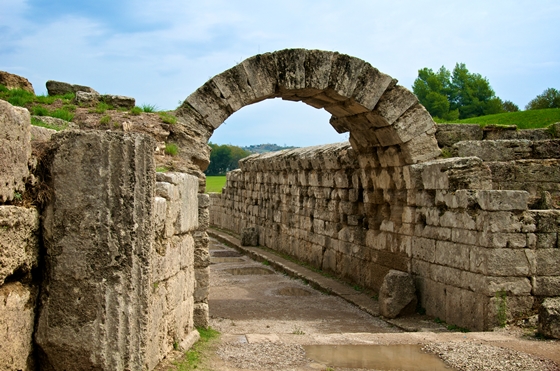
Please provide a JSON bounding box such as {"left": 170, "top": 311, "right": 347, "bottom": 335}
{"left": 36, "top": 131, "right": 156, "bottom": 370}
{"left": 193, "top": 193, "right": 210, "bottom": 327}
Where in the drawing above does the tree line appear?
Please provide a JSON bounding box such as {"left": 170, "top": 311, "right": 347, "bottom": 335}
{"left": 412, "top": 63, "right": 559, "bottom": 121}
{"left": 205, "top": 143, "right": 252, "bottom": 176}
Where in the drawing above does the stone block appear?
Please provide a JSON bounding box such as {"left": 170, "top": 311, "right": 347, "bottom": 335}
{"left": 379, "top": 270, "right": 417, "bottom": 319}
{"left": 30, "top": 125, "right": 57, "bottom": 141}
{"left": 0, "top": 206, "right": 39, "bottom": 285}
{"left": 435, "top": 123, "right": 483, "bottom": 148}
{"left": 241, "top": 53, "right": 278, "bottom": 100}
{"left": 373, "top": 85, "right": 418, "bottom": 125}
{"left": 185, "top": 81, "right": 233, "bottom": 129}
{"left": 392, "top": 104, "right": 436, "bottom": 144}
{"left": 532, "top": 276, "right": 560, "bottom": 296}
{"left": 470, "top": 247, "right": 530, "bottom": 276}
{"left": 475, "top": 190, "right": 529, "bottom": 211}
{"left": 156, "top": 172, "right": 200, "bottom": 235}
{"left": 0, "top": 70, "right": 34, "bottom": 93}
{"left": 74, "top": 91, "right": 100, "bottom": 106}
{"left": 194, "top": 303, "right": 209, "bottom": 328}
{"left": 0, "top": 100, "right": 31, "bottom": 202}
{"left": 212, "top": 63, "right": 257, "bottom": 111}
{"left": 351, "top": 64, "right": 394, "bottom": 110}
{"left": 36, "top": 130, "right": 162, "bottom": 370}
{"left": 434, "top": 240, "right": 470, "bottom": 270}
{"left": 274, "top": 48, "right": 307, "bottom": 91}
{"left": 304, "top": 49, "right": 336, "bottom": 91}
{"left": 539, "top": 297, "right": 560, "bottom": 339}
{"left": 241, "top": 226, "right": 259, "bottom": 246}
{"left": 0, "top": 282, "right": 37, "bottom": 371}
{"left": 46, "top": 80, "right": 98, "bottom": 95}
{"left": 101, "top": 94, "right": 135, "bottom": 109}
{"left": 328, "top": 53, "right": 368, "bottom": 100}
{"left": 454, "top": 139, "right": 532, "bottom": 161}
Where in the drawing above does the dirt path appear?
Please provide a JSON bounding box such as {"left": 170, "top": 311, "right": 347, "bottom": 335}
{"left": 174, "top": 234, "right": 560, "bottom": 371}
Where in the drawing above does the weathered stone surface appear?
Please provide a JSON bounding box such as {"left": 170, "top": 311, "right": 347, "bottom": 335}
{"left": 0, "top": 71, "right": 34, "bottom": 93}
{"left": 379, "top": 270, "right": 417, "bottom": 318}
{"left": 0, "top": 206, "right": 40, "bottom": 285}
{"left": 539, "top": 297, "right": 560, "bottom": 339}
{"left": 454, "top": 139, "right": 533, "bottom": 161}
{"left": 101, "top": 94, "right": 136, "bottom": 109}
{"left": 0, "top": 100, "right": 31, "bottom": 203}
{"left": 0, "top": 282, "right": 37, "bottom": 371}
{"left": 241, "top": 227, "right": 259, "bottom": 246}
{"left": 31, "top": 115, "right": 72, "bottom": 130}
{"left": 36, "top": 130, "right": 157, "bottom": 370}
{"left": 74, "top": 90, "right": 100, "bottom": 106}
{"left": 46, "top": 80, "right": 98, "bottom": 96}
{"left": 435, "top": 123, "right": 483, "bottom": 148}
{"left": 156, "top": 172, "right": 199, "bottom": 236}
{"left": 30, "top": 125, "right": 57, "bottom": 141}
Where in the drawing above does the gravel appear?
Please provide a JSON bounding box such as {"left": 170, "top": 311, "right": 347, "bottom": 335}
{"left": 423, "top": 341, "right": 560, "bottom": 371}
{"left": 217, "top": 342, "right": 309, "bottom": 370}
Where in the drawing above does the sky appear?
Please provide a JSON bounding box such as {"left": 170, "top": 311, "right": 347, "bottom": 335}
{"left": 2, "top": 0, "right": 559, "bottom": 147}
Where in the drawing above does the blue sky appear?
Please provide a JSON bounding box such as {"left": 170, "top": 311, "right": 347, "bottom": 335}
{"left": 2, "top": 0, "right": 559, "bottom": 147}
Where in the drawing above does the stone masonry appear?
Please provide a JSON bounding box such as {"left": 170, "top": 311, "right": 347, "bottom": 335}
{"left": 35, "top": 131, "right": 199, "bottom": 370}
{"left": 210, "top": 130, "right": 560, "bottom": 330}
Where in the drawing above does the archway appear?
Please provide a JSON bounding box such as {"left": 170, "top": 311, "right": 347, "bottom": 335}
{"left": 176, "top": 48, "right": 441, "bottom": 165}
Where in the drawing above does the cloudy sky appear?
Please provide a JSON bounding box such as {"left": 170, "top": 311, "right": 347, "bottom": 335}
{"left": 2, "top": 1, "right": 559, "bottom": 147}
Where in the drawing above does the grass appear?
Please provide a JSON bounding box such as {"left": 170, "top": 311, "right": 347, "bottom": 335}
{"left": 0, "top": 85, "right": 76, "bottom": 121}
{"left": 172, "top": 327, "right": 220, "bottom": 371}
{"left": 91, "top": 102, "right": 111, "bottom": 114}
{"left": 206, "top": 176, "right": 226, "bottom": 193}
{"left": 30, "top": 117, "right": 68, "bottom": 131}
{"left": 130, "top": 106, "right": 142, "bottom": 115}
{"left": 165, "top": 143, "right": 179, "bottom": 156}
{"left": 100, "top": 115, "right": 111, "bottom": 125}
{"left": 141, "top": 103, "right": 158, "bottom": 112}
{"left": 440, "top": 108, "right": 560, "bottom": 129}
{"left": 159, "top": 111, "right": 177, "bottom": 125}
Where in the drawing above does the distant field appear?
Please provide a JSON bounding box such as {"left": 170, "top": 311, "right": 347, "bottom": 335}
{"left": 206, "top": 176, "right": 227, "bottom": 193}
{"left": 443, "top": 108, "right": 560, "bottom": 129}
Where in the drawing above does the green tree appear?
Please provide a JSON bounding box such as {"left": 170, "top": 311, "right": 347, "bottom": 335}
{"left": 502, "top": 100, "right": 519, "bottom": 112}
{"left": 525, "top": 88, "right": 560, "bottom": 110}
{"left": 412, "top": 63, "right": 505, "bottom": 120}
{"left": 205, "top": 143, "right": 251, "bottom": 175}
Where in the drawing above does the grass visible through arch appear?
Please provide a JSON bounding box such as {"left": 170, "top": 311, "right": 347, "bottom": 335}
{"left": 206, "top": 176, "right": 226, "bottom": 193}
{"left": 438, "top": 108, "right": 560, "bottom": 129}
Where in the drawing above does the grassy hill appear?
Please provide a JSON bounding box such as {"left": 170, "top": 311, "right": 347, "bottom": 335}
{"left": 439, "top": 108, "right": 560, "bottom": 129}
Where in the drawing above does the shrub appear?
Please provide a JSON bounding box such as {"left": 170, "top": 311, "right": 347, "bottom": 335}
{"left": 164, "top": 143, "right": 178, "bottom": 156}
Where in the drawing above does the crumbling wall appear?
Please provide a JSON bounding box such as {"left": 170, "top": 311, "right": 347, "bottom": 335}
{"left": 210, "top": 128, "right": 560, "bottom": 330}
{"left": 33, "top": 131, "right": 199, "bottom": 370}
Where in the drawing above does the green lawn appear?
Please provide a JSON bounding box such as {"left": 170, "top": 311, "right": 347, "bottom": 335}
{"left": 206, "top": 176, "right": 227, "bottom": 193}
{"left": 441, "top": 108, "right": 560, "bottom": 129}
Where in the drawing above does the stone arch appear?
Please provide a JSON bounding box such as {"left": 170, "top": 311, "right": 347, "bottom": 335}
{"left": 176, "top": 48, "right": 440, "bottom": 165}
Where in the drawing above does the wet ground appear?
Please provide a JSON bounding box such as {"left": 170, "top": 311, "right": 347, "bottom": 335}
{"left": 160, "top": 232, "right": 560, "bottom": 371}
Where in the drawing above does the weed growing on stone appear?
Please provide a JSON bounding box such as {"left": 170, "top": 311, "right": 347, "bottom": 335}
{"left": 165, "top": 143, "right": 179, "bottom": 156}
{"left": 173, "top": 327, "right": 220, "bottom": 371}
{"left": 13, "top": 192, "right": 22, "bottom": 201}
{"left": 91, "top": 102, "right": 111, "bottom": 114}
{"left": 496, "top": 290, "right": 508, "bottom": 327}
{"left": 141, "top": 103, "right": 158, "bottom": 112}
{"left": 156, "top": 166, "right": 170, "bottom": 172}
{"left": 99, "top": 115, "right": 111, "bottom": 125}
{"left": 292, "top": 326, "right": 305, "bottom": 335}
{"left": 30, "top": 117, "right": 68, "bottom": 131}
{"left": 262, "top": 260, "right": 270, "bottom": 266}
{"left": 159, "top": 111, "right": 177, "bottom": 125}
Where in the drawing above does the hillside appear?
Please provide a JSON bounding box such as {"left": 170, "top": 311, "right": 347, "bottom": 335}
{"left": 441, "top": 108, "right": 560, "bottom": 129}
{"left": 242, "top": 143, "right": 298, "bottom": 154}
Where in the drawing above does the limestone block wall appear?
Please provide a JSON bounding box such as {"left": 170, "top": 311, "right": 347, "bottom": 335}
{"left": 36, "top": 131, "right": 199, "bottom": 370}
{"left": 210, "top": 139, "right": 560, "bottom": 331}
{"left": 0, "top": 100, "right": 40, "bottom": 371}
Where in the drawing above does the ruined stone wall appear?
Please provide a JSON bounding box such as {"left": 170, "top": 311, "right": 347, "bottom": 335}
{"left": 35, "top": 131, "right": 199, "bottom": 370}
{"left": 0, "top": 100, "right": 39, "bottom": 370}
{"left": 210, "top": 127, "right": 560, "bottom": 330}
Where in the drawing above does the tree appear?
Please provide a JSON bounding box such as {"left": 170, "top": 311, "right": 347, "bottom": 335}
{"left": 205, "top": 143, "right": 251, "bottom": 175}
{"left": 502, "top": 100, "right": 519, "bottom": 112}
{"left": 525, "top": 88, "right": 560, "bottom": 110}
{"left": 412, "top": 63, "right": 504, "bottom": 120}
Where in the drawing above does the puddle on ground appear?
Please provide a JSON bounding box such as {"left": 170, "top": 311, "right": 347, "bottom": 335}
{"left": 224, "top": 267, "right": 274, "bottom": 275}
{"left": 212, "top": 250, "right": 243, "bottom": 257}
{"left": 211, "top": 257, "right": 246, "bottom": 263}
{"left": 275, "top": 287, "right": 314, "bottom": 296}
{"left": 304, "top": 344, "right": 453, "bottom": 370}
